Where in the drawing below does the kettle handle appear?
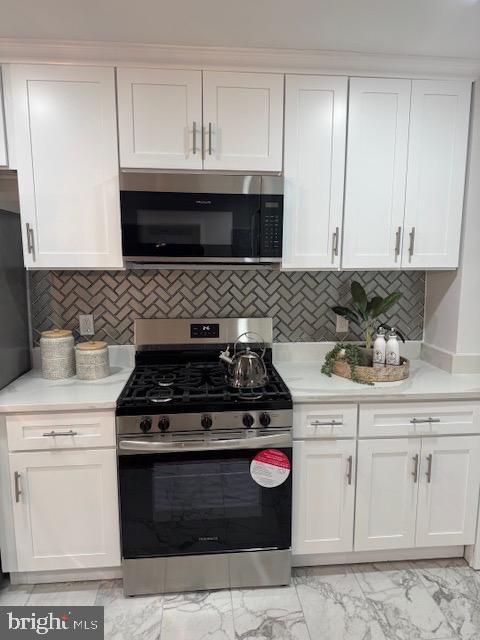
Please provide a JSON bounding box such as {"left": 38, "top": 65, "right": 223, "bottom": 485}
{"left": 233, "top": 332, "right": 267, "bottom": 359}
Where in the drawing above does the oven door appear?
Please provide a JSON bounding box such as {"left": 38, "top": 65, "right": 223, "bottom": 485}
{"left": 121, "top": 191, "right": 261, "bottom": 262}
{"left": 117, "top": 432, "right": 292, "bottom": 559}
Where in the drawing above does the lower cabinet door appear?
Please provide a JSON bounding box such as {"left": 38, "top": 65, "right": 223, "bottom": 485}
{"left": 355, "top": 438, "right": 420, "bottom": 551}
{"left": 293, "top": 439, "right": 355, "bottom": 554}
{"left": 10, "top": 449, "right": 121, "bottom": 572}
{"left": 416, "top": 435, "right": 480, "bottom": 547}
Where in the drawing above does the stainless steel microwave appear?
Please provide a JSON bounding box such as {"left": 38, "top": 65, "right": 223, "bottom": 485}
{"left": 120, "top": 173, "right": 283, "bottom": 264}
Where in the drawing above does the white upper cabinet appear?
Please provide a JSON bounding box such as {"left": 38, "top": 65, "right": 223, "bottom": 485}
{"left": 0, "top": 67, "right": 8, "bottom": 167}
{"left": 342, "top": 78, "right": 411, "bottom": 269}
{"left": 403, "top": 80, "right": 471, "bottom": 269}
{"left": 117, "top": 68, "right": 202, "bottom": 170}
{"left": 11, "top": 64, "right": 123, "bottom": 269}
{"left": 283, "top": 75, "right": 348, "bottom": 269}
{"left": 202, "top": 71, "right": 284, "bottom": 172}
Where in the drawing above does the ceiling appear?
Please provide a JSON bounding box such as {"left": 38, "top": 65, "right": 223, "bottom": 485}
{"left": 1, "top": 0, "right": 480, "bottom": 59}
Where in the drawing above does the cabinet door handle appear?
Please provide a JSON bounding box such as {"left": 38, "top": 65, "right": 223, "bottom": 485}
{"left": 310, "top": 420, "right": 343, "bottom": 427}
{"left": 26, "top": 223, "right": 35, "bottom": 261}
{"left": 410, "top": 417, "right": 441, "bottom": 425}
{"left": 408, "top": 226, "right": 416, "bottom": 260}
{"left": 425, "top": 453, "right": 433, "bottom": 483}
{"left": 208, "top": 122, "right": 213, "bottom": 155}
{"left": 332, "top": 227, "right": 340, "bottom": 262}
{"left": 42, "top": 430, "right": 78, "bottom": 437}
{"left": 192, "top": 121, "right": 197, "bottom": 154}
{"left": 411, "top": 454, "right": 419, "bottom": 483}
{"left": 346, "top": 455, "right": 353, "bottom": 485}
{"left": 14, "top": 471, "right": 22, "bottom": 503}
{"left": 395, "top": 226, "right": 402, "bottom": 260}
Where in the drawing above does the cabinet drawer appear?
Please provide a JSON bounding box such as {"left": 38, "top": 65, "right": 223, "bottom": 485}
{"left": 6, "top": 411, "right": 116, "bottom": 451}
{"left": 359, "top": 402, "right": 480, "bottom": 438}
{"left": 293, "top": 404, "right": 357, "bottom": 439}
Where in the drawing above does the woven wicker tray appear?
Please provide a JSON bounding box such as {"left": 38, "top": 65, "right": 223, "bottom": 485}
{"left": 332, "top": 356, "right": 410, "bottom": 383}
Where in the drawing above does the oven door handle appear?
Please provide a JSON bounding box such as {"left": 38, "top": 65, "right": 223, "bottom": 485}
{"left": 118, "top": 432, "right": 291, "bottom": 453}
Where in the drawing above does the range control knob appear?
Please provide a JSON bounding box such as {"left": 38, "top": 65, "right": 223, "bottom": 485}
{"left": 139, "top": 417, "right": 152, "bottom": 433}
{"left": 259, "top": 412, "right": 271, "bottom": 427}
{"left": 158, "top": 416, "right": 170, "bottom": 432}
{"left": 242, "top": 413, "right": 255, "bottom": 428}
{"left": 201, "top": 414, "right": 213, "bottom": 431}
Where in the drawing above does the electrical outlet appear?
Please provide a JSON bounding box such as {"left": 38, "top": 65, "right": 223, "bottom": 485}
{"left": 336, "top": 314, "right": 349, "bottom": 333}
{"left": 79, "top": 314, "right": 95, "bottom": 336}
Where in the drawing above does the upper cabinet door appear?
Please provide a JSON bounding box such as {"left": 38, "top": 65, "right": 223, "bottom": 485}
{"left": 402, "top": 80, "right": 472, "bottom": 269}
{"left": 202, "top": 71, "right": 284, "bottom": 172}
{"left": 342, "top": 78, "right": 411, "bottom": 270}
{"left": 11, "top": 64, "right": 122, "bottom": 269}
{"left": 117, "top": 68, "right": 202, "bottom": 170}
{"left": 282, "top": 75, "right": 348, "bottom": 269}
{"left": 0, "top": 67, "right": 8, "bottom": 167}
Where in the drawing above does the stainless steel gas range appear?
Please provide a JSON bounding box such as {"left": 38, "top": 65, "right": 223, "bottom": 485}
{"left": 116, "top": 318, "right": 293, "bottom": 596}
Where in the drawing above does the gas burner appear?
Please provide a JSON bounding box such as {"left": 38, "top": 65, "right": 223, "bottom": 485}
{"left": 148, "top": 388, "right": 174, "bottom": 403}
{"left": 237, "top": 388, "right": 265, "bottom": 401}
{"left": 156, "top": 372, "right": 176, "bottom": 387}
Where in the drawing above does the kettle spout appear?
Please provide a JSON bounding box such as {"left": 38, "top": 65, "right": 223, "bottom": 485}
{"left": 219, "top": 347, "right": 233, "bottom": 365}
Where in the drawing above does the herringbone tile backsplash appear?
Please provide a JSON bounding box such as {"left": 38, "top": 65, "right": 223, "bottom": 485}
{"left": 29, "top": 269, "right": 425, "bottom": 345}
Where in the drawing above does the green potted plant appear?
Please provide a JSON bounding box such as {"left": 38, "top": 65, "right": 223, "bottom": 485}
{"left": 332, "top": 281, "right": 404, "bottom": 350}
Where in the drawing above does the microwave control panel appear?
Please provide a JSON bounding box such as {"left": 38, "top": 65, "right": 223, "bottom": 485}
{"left": 260, "top": 196, "right": 283, "bottom": 257}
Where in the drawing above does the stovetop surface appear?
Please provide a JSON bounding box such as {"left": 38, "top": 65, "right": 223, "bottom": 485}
{"left": 116, "top": 359, "right": 292, "bottom": 416}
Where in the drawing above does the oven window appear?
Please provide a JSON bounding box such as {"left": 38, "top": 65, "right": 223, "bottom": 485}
{"left": 119, "top": 449, "right": 292, "bottom": 558}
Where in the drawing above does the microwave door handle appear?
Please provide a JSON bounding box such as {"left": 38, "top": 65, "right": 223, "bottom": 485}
{"left": 118, "top": 432, "right": 291, "bottom": 453}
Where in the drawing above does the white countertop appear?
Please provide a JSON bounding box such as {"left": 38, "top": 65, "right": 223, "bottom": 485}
{"left": 275, "top": 358, "right": 480, "bottom": 403}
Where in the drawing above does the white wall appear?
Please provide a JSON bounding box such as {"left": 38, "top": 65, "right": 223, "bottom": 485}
{"left": 424, "top": 80, "right": 480, "bottom": 372}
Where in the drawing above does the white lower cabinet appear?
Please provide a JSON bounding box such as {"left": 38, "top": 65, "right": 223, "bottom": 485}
{"left": 10, "top": 448, "right": 121, "bottom": 572}
{"left": 293, "top": 439, "right": 355, "bottom": 554}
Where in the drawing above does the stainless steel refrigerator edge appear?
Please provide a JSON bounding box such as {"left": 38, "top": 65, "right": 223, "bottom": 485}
{"left": 0, "top": 171, "right": 31, "bottom": 390}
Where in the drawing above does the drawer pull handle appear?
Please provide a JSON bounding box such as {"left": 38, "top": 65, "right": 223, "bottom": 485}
{"left": 346, "top": 455, "right": 353, "bottom": 485}
{"left": 410, "top": 417, "right": 441, "bottom": 425}
{"left": 14, "top": 471, "right": 22, "bottom": 503}
{"left": 426, "top": 453, "right": 433, "bottom": 483}
{"left": 310, "top": 420, "right": 343, "bottom": 427}
{"left": 42, "top": 430, "right": 78, "bottom": 437}
{"left": 411, "top": 454, "right": 419, "bottom": 483}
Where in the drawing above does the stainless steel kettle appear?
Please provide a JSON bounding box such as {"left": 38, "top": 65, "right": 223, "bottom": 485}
{"left": 219, "top": 332, "right": 268, "bottom": 389}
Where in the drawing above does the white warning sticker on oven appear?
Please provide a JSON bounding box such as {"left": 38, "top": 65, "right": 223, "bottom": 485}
{"left": 250, "top": 449, "right": 291, "bottom": 488}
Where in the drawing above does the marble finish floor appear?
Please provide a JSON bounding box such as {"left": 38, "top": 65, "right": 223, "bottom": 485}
{"left": 1, "top": 559, "right": 480, "bottom": 639}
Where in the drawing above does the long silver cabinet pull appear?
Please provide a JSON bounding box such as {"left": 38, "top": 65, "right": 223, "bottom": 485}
{"left": 192, "top": 121, "right": 197, "bottom": 154}
{"left": 332, "top": 227, "right": 340, "bottom": 262}
{"left": 26, "top": 223, "right": 35, "bottom": 260}
{"left": 14, "top": 471, "right": 22, "bottom": 503}
{"left": 42, "top": 430, "right": 78, "bottom": 437}
{"left": 395, "top": 226, "right": 402, "bottom": 260}
{"left": 346, "top": 455, "right": 353, "bottom": 485}
{"left": 408, "top": 226, "right": 416, "bottom": 259}
{"left": 426, "top": 453, "right": 433, "bottom": 483}
{"left": 310, "top": 420, "right": 343, "bottom": 427}
{"left": 208, "top": 122, "right": 213, "bottom": 155}
{"left": 411, "top": 454, "right": 419, "bottom": 483}
{"left": 410, "top": 417, "right": 441, "bottom": 425}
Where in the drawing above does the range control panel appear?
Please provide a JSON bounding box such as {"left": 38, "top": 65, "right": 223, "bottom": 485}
{"left": 190, "top": 323, "right": 220, "bottom": 339}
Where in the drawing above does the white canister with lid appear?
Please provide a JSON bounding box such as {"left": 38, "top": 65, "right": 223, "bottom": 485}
{"left": 386, "top": 328, "right": 401, "bottom": 366}
{"left": 40, "top": 329, "right": 75, "bottom": 379}
{"left": 373, "top": 327, "right": 387, "bottom": 367}
{"left": 75, "top": 341, "right": 110, "bottom": 380}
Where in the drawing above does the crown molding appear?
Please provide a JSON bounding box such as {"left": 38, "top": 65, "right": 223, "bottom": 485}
{"left": 0, "top": 38, "right": 479, "bottom": 79}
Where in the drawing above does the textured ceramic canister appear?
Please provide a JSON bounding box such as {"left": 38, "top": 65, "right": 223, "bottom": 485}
{"left": 75, "top": 341, "right": 110, "bottom": 380}
{"left": 40, "top": 329, "right": 75, "bottom": 379}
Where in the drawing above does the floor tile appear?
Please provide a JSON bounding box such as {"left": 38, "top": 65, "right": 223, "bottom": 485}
{"left": 95, "top": 580, "right": 163, "bottom": 640}
{"left": 294, "top": 565, "right": 385, "bottom": 640}
{"left": 352, "top": 562, "right": 455, "bottom": 640}
{"left": 414, "top": 559, "right": 480, "bottom": 640}
{"left": 231, "top": 585, "right": 310, "bottom": 640}
{"left": 27, "top": 581, "right": 100, "bottom": 606}
{"left": 0, "top": 582, "right": 33, "bottom": 605}
{"left": 161, "top": 589, "right": 234, "bottom": 640}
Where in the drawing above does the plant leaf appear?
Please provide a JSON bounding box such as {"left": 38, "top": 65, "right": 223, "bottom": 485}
{"left": 371, "top": 292, "right": 402, "bottom": 317}
{"left": 332, "top": 306, "right": 360, "bottom": 325}
{"left": 351, "top": 281, "right": 368, "bottom": 313}
{"left": 366, "top": 296, "right": 383, "bottom": 314}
